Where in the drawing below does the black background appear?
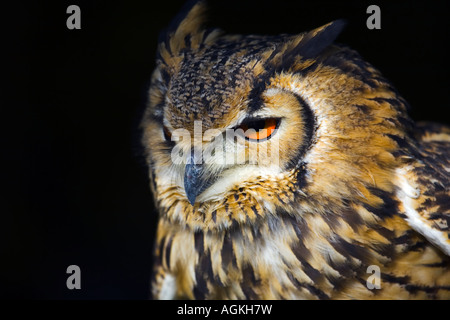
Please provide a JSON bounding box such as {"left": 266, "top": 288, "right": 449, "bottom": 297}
{"left": 2, "top": 0, "right": 449, "bottom": 299}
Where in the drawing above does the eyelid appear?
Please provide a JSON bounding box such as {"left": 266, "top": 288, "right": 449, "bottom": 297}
{"left": 237, "top": 117, "right": 280, "bottom": 142}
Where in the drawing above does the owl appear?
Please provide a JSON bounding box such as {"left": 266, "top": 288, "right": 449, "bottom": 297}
{"left": 141, "top": 1, "right": 450, "bottom": 299}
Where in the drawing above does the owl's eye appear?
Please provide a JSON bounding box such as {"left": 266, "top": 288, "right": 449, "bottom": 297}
{"left": 162, "top": 125, "right": 172, "bottom": 141}
{"left": 237, "top": 118, "right": 280, "bottom": 141}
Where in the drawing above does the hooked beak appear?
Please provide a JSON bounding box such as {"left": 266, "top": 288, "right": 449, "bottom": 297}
{"left": 184, "top": 149, "right": 213, "bottom": 206}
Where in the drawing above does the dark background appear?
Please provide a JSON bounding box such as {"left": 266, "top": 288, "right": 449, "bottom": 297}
{"left": 2, "top": 0, "right": 449, "bottom": 299}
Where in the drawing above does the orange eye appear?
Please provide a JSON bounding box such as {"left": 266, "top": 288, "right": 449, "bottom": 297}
{"left": 238, "top": 118, "right": 279, "bottom": 141}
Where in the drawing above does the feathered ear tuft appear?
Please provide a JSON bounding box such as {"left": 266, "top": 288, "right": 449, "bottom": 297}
{"left": 266, "top": 19, "right": 347, "bottom": 71}
{"left": 293, "top": 19, "right": 347, "bottom": 59}
{"left": 157, "top": 0, "right": 220, "bottom": 66}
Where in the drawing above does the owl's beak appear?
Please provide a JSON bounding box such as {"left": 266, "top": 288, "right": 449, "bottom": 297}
{"left": 184, "top": 149, "right": 211, "bottom": 206}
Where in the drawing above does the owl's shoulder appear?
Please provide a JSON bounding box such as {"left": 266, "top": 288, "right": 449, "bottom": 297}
{"left": 395, "top": 122, "right": 450, "bottom": 256}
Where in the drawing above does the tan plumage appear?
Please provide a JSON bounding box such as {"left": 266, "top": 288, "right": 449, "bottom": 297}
{"left": 141, "top": 1, "right": 450, "bottom": 299}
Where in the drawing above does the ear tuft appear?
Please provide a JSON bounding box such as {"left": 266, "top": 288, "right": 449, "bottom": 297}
{"left": 265, "top": 19, "right": 347, "bottom": 71}
{"left": 295, "top": 19, "right": 347, "bottom": 59}
{"left": 158, "top": 0, "right": 210, "bottom": 59}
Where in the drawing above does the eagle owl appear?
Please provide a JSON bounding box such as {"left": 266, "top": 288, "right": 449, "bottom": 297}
{"left": 141, "top": 1, "right": 450, "bottom": 299}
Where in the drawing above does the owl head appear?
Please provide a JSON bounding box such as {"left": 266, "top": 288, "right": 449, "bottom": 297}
{"left": 141, "top": 0, "right": 411, "bottom": 231}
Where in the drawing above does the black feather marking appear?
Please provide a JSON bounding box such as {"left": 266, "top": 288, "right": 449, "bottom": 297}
{"left": 392, "top": 230, "right": 414, "bottom": 246}
{"left": 165, "top": 236, "right": 173, "bottom": 270}
{"left": 194, "top": 234, "right": 214, "bottom": 299}
{"left": 353, "top": 104, "right": 371, "bottom": 114}
{"left": 250, "top": 205, "right": 259, "bottom": 217}
{"left": 397, "top": 116, "right": 414, "bottom": 131}
{"left": 297, "top": 256, "right": 324, "bottom": 284}
{"left": 409, "top": 241, "right": 427, "bottom": 252}
{"left": 361, "top": 187, "right": 398, "bottom": 219}
{"left": 305, "top": 284, "right": 330, "bottom": 300}
{"left": 159, "top": 68, "right": 171, "bottom": 85}
{"left": 221, "top": 232, "right": 237, "bottom": 269}
{"left": 382, "top": 273, "right": 450, "bottom": 294}
{"left": 325, "top": 273, "right": 346, "bottom": 292}
{"left": 339, "top": 206, "right": 364, "bottom": 233}
{"left": 241, "top": 264, "right": 259, "bottom": 299}
{"left": 328, "top": 259, "right": 355, "bottom": 279}
{"left": 421, "top": 261, "right": 450, "bottom": 268}
{"left": 184, "top": 34, "right": 192, "bottom": 48}
{"left": 247, "top": 76, "right": 268, "bottom": 113}
{"left": 156, "top": 236, "right": 165, "bottom": 267}
{"left": 149, "top": 167, "right": 158, "bottom": 196}
{"left": 286, "top": 271, "right": 304, "bottom": 290}
{"left": 332, "top": 236, "right": 371, "bottom": 265}
{"left": 385, "top": 133, "right": 410, "bottom": 150}
{"left": 286, "top": 271, "right": 329, "bottom": 299}
{"left": 290, "top": 238, "right": 324, "bottom": 283}
{"left": 194, "top": 231, "right": 204, "bottom": 254}
{"left": 283, "top": 93, "right": 316, "bottom": 172}
{"left": 369, "top": 97, "right": 402, "bottom": 107}
{"left": 295, "top": 162, "right": 308, "bottom": 190}
{"left": 296, "top": 94, "right": 315, "bottom": 150}
{"left": 194, "top": 258, "right": 209, "bottom": 299}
